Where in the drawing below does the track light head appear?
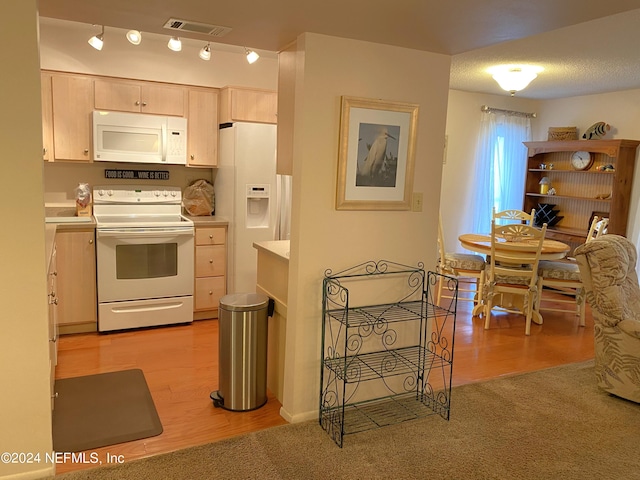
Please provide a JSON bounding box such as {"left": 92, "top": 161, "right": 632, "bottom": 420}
{"left": 126, "top": 30, "right": 142, "bottom": 45}
{"left": 168, "top": 36, "right": 182, "bottom": 52}
{"left": 88, "top": 25, "right": 104, "bottom": 51}
{"left": 199, "top": 43, "right": 211, "bottom": 61}
{"left": 244, "top": 47, "right": 259, "bottom": 64}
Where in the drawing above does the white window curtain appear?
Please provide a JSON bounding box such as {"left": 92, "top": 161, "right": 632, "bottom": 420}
{"left": 471, "top": 111, "right": 532, "bottom": 234}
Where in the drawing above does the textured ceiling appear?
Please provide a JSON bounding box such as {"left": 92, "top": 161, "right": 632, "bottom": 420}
{"left": 37, "top": 0, "right": 640, "bottom": 99}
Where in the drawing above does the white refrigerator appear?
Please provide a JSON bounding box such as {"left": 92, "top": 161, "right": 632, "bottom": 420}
{"left": 215, "top": 122, "right": 278, "bottom": 295}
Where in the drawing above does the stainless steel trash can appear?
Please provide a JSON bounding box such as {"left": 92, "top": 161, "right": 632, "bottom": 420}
{"left": 210, "top": 293, "right": 270, "bottom": 411}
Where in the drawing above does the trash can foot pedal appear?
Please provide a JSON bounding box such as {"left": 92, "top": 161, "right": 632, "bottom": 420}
{"left": 210, "top": 390, "right": 224, "bottom": 408}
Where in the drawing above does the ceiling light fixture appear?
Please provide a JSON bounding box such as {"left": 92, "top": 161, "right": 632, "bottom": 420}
{"left": 245, "top": 47, "right": 259, "bottom": 64}
{"left": 126, "top": 30, "right": 142, "bottom": 45}
{"left": 88, "top": 25, "right": 104, "bottom": 51}
{"left": 488, "top": 64, "right": 544, "bottom": 96}
{"left": 199, "top": 43, "right": 211, "bottom": 61}
{"left": 167, "top": 36, "right": 182, "bottom": 52}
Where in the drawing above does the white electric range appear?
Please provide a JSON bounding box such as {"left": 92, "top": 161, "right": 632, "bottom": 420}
{"left": 93, "top": 185, "right": 194, "bottom": 332}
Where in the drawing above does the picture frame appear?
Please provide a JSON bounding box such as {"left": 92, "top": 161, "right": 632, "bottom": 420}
{"left": 336, "top": 96, "right": 419, "bottom": 210}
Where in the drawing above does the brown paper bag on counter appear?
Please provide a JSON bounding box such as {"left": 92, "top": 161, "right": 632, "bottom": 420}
{"left": 183, "top": 179, "right": 215, "bottom": 216}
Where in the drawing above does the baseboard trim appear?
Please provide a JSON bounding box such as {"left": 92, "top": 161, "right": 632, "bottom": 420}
{"left": 0, "top": 464, "right": 55, "bottom": 480}
{"left": 279, "top": 406, "right": 317, "bottom": 423}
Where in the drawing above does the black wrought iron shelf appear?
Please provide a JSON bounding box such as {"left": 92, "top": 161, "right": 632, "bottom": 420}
{"left": 322, "top": 391, "right": 448, "bottom": 437}
{"left": 319, "top": 260, "right": 458, "bottom": 447}
{"left": 324, "top": 345, "right": 450, "bottom": 383}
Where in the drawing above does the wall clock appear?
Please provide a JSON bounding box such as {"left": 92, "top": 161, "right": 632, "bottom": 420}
{"left": 570, "top": 151, "right": 593, "bottom": 171}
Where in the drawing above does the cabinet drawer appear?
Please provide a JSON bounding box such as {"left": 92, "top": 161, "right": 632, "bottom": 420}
{"left": 195, "top": 245, "right": 226, "bottom": 277}
{"left": 195, "top": 276, "right": 226, "bottom": 311}
{"left": 195, "top": 226, "right": 226, "bottom": 245}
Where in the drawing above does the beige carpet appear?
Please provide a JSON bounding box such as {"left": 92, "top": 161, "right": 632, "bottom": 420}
{"left": 54, "top": 360, "right": 640, "bottom": 480}
{"left": 52, "top": 369, "right": 162, "bottom": 452}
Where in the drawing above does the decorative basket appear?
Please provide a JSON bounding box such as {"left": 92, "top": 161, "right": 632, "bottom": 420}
{"left": 548, "top": 127, "right": 578, "bottom": 141}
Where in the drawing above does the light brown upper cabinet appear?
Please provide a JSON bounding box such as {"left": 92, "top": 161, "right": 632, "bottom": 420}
{"left": 41, "top": 72, "right": 54, "bottom": 161}
{"left": 51, "top": 73, "right": 94, "bottom": 162}
{"left": 94, "top": 78, "right": 185, "bottom": 116}
{"left": 219, "top": 86, "right": 277, "bottom": 124}
{"left": 187, "top": 87, "right": 219, "bottom": 167}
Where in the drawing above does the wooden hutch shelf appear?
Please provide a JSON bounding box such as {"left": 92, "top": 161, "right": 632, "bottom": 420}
{"left": 523, "top": 139, "right": 639, "bottom": 252}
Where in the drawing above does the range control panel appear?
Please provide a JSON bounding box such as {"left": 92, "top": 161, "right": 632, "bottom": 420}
{"left": 93, "top": 185, "right": 182, "bottom": 204}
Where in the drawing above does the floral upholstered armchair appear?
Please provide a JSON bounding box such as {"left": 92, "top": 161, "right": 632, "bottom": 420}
{"left": 574, "top": 234, "right": 640, "bottom": 403}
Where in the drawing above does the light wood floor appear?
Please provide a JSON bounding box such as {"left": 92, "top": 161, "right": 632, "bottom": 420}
{"left": 53, "top": 293, "right": 594, "bottom": 475}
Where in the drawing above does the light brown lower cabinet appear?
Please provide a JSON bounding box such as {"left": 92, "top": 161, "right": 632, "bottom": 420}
{"left": 47, "top": 241, "right": 58, "bottom": 410}
{"left": 194, "top": 225, "right": 227, "bottom": 319}
{"left": 55, "top": 229, "right": 98, "bottom": 333}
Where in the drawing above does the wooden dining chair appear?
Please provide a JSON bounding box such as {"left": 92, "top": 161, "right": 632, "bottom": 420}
{"left": 484, "top": 220, "right": 547, "bottom": 335}
{"left": 535, "top": 216, "right": 609, "bottom": 326}
{"left": 492, "top": 207, "right": 536, "bottom": 226}
{"left": 436, "top": 215, "right": 485, "bottom": 309}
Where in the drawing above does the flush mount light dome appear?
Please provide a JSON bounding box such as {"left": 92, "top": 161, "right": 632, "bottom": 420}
{"left": 244, "top": 47, "right": 259, "bottom": 64}
{"left": 168, "top": 36, "right": 182, "bottom": 52}
{"left": 88, "top": 25, "right": 104, "bottom": 51}
{"left": 199, "top": 43, "right": 211, "bottom": 61}
{"left": 126, "top": 30, "right": 142, "bottom": 45}
{"left": 488, "top": 64, "right": 544, "bottom": 96}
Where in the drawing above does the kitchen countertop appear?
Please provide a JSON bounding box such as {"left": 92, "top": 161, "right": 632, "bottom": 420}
{"left": 185, "top": 215, "right": 229, "bottom": 226}
{"left": 253, "top": 240, "right": 290, "bottom": 261}
{"left": 45, "top": 206, "right": 95, "bottom": 228}
{"left": 43, "top": 208, "right": 228, "bottom": 229}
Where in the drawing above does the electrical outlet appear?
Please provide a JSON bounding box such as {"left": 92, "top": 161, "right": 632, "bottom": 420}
{"left": 412, "top": 192, "right": 423, "bottom": 212}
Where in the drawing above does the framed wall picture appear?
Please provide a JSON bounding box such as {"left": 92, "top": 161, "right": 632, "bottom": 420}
{"left": 336, "top": 96, "right": 419, "bottom": 210}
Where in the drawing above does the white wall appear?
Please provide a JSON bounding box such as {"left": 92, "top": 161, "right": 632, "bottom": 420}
{"left": 281, "top": 33, "right": 451, "bottom": 421}
{"left": 0, "top": 2, "right": 54, "bottom": 478}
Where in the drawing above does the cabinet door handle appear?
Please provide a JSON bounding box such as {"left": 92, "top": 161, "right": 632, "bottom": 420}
{"left": 43, "top": 147, "right": 48, "bottom": 155}
{"left": 142, "top": 102, "right": 148, "bottom": 107}
{"left": 83, "top": 149, "right": 89, "bottom": 155}
{"left": 209, "top": 259, "right": 213, "bottom": 264}
{"left": 208, "top": 290, "right": 213, "bottom": 295}
{"left": 135, "top": 101, "right": 140, "bottom": 106}
{"left": 209, "top": 234, "right": 213, "bottom": 239}
{"left": 190, "top": 154, "right": 195, "bottom": 160}
{"left": 89, "top": 239, "right": 94, "bottom": 244}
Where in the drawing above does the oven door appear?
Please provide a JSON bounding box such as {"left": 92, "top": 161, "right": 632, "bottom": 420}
{"left": 96, "top": 227, "right": 194, "bottom": 303}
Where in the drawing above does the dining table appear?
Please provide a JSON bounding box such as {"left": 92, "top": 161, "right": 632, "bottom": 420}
{"left": 458, "top": 232, "right": 571, "bottom": 321}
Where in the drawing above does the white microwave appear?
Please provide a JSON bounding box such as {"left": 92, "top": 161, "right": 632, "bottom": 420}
{"left": 93, "top": 111, "right": 187, "bottom": 164}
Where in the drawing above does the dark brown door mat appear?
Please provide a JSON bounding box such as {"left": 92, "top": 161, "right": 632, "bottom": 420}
{"left": 52, "top": 369, "right": 163, "bottom": 452}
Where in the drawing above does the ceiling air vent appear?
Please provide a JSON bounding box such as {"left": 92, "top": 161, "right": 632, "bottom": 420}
{"left": 163, "top": 18, "right": 232, "bottom": 37}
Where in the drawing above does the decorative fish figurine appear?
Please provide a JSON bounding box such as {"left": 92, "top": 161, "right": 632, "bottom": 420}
{"left": 582, "top": 122, "right": 610, "bottom": 139}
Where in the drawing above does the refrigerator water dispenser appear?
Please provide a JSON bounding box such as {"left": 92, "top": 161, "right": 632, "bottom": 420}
{"left": 246, "top": 184, "right": 270, "bottom": 228}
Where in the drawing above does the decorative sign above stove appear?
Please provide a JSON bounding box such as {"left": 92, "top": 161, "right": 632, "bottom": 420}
{"left": 105, "top": 169, "right": 170, "bottom": 180}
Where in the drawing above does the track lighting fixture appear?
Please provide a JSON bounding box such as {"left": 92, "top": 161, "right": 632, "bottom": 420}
{"left": 244, "top": 47, "right": 259, "bottom": 64}
{"left": 167, "top": 36, "right": 182, "bottom": 52}
{"left": 126, "top": 30, "right": 142, "bottom": 45}
{"left": 199, "top": 43, "right": 211, "bottom": 61}
{"left": 88, "top": 25, "right": 104, "bottom": 51}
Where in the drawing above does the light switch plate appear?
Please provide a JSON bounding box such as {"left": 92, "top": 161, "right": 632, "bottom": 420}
{"left": 412, "top": 192, "right": 423, "bottom": 212}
